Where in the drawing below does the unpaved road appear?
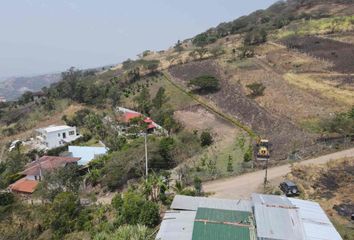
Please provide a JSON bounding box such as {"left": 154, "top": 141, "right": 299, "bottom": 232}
{"left": 203, "top": 148, "right": 354, "bottom": 200}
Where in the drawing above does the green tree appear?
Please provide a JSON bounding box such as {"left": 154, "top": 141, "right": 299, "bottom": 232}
{"left": 192, "top": 33, "right": 217, "bottom": 47}
{"left": 244, "top": 146, "right": 253, "bottom": 162}
{"left": 19, "top": 91, "right": 33, "bottom": 104}
{"left": 49, "top": 192, "right": 81, "bottom": 238}
{"left": 200, "top": 131, "right": 213, "bottom": 147}
{"left": 193, "top": 176, "right": 202, "bottom": 196}
{"left": 105, "top": 135, "right": 126, "bottom": 152}
{"left": 174, "top": 40, "right": 184, "bottom": 52}
{"left": 246, "top": 82, "right": 266, "bottom": 98}
{"left": 36, "top": 164, "right": 82, "bottom": 201}
{"left": 152, "top": 87, "right": 168, "bottom": 110}
{"left": 0, "top": 192, "right": 15, "bottom": 206}
{"left": 145, "top": 60, "right": 159, "bottom": 72}
{"left": 134, "top": 87, "right": 151, "bottom": 114}
{"left": 244, "top": 28, "right": 267, "bottom": 46}
{"left": 189, "top": 75, "right": 220, "bottom": 93}
{"left": 237, "top": 136, "right": 245, "bottom": 149}
{"left": 227, "top": 155, "right": 233, "bottom": 172}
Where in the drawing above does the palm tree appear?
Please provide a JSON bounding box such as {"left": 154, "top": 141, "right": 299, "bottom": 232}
{"left": 141, "top": 173, "right": 167, "bottom": 202}
{"left": 172, "top": 180, "right": 188, "bottom": 195}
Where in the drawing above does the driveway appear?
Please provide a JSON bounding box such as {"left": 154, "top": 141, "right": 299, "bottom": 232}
{"left": 203, "top": 148, "right": 354, "bottom": 199}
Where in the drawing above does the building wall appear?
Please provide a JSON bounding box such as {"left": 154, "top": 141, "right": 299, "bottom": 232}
{"left": 25, "top": 175, "right": 41, "bottom": 181}
{"left": 43, "top": 127, "right": 77, "bottom": 149}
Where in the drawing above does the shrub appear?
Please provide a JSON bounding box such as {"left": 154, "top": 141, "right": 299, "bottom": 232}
{"left": 119, "top": 192, "right": 145, "bottom": 225}
{"left": 244, "top": 28, "right": 267, "bottom": 46}
{"left": 116, "top": 192, "right": 160, "bottom": 228}
{"left": 193, "top": 176, "right": 202, "bottom": 196}
{"left": 138, "top": 201, "right": 160, "bottom": 228}
{"left": 200, "top": 131, "right": 213, "bottom": 147}
{"left": 227, "top": 155, "right": 233, "bottom": 172}
{"left": 0, "top": 192, "right": 15, "bottom": 206}
{"left": 246, "top": 82, "right": 266, "bottom": 98}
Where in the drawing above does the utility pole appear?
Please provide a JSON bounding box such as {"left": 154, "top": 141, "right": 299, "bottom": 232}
{"left": 144, "top": 132, "right": 148, "bottom": 178}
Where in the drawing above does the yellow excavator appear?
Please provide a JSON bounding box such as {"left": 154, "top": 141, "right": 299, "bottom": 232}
{"left": 256, "top": 138, "right": 270, "bottom": 161}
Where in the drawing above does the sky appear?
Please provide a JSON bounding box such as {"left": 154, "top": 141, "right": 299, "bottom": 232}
{"left": 0, "top": 0, "right": 276, "bottom": 79}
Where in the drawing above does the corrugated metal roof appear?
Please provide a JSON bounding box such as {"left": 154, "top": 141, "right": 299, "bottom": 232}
{"left": 252, "top": 193, "right": 293, "bottom": 207}
{"left": 254, "top": 204, "right": 305, "bottom": 240}
{"left": 195, "top": 207, "right": 252, "bottom": 224}
{"left": 289, "top": 198, "right": 343, "bottom": 240}
{"left": 192, "top": 208, "right": 255, "bottom": 240}
{"left": 156, "top": 210, "right": 196, "bottom": 240}
{"left": 192, "top": 221, "right": 251, "bottom": 240}
{"left": 252, "top": 194, "right": 305, "bottom": 240}
{"left": 171, "top": 195, "right": 252, "bottom": 212}
{"left": 68, "top": 146, "right": 108, "bottom": 165}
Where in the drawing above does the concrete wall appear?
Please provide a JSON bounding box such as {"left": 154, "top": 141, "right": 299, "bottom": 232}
{"left": 43, "top": 127, "right": 78, "bottom": 149}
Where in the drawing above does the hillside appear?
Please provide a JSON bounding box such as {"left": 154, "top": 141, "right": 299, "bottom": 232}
{"left": 1, "top": 0, "right": 354, "bottom": 238}
{"left": 0, "top": 73, "right": 61, "bottom": 101}
{"left": 286, "top": 158, "right": 354, "bottom": 239}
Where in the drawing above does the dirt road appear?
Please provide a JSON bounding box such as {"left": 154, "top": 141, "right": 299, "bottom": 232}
{"left": 203, "top": 148, "right": 354, "bottom": 200}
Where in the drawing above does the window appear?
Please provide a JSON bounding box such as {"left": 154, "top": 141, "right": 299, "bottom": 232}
{"left": 58, "top": 133, "right": 61, "bottom": 137}
{"left": 69, "top": 130, "right": 75, "bottom": 136}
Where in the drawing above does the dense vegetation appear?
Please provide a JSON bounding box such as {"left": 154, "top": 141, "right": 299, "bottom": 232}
{"left": 192, "top": 0, "right": 352, "bottom": 47}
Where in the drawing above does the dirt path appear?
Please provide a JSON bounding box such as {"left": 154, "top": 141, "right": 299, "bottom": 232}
{"left": 203, "top": 147, "right": 354, "bottom": 200}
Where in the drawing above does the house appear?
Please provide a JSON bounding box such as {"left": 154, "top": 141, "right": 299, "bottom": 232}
{"left": 8, "top": 155, "right": 81, "bottom": 194}
{"left": 9, "top": 178, "right": 38, "bottom": 195}
{"left": 156, "top": 194, "right": 342, "bottom": 240}
{"left": 0, "top": 96, "right": 6, "bottom": 103}
{"left": 36, "top": 125, "right": 80, "bottom": 149}
{"left": 21, "top": 155, "right": 81, "bottom": 181}
{"left": 68, "top": 146, "right": 108, "bottom": 165}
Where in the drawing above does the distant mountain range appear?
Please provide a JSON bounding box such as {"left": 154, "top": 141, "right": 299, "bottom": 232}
{"left": 0, "top": 73, "right": 61, "bottom": 101}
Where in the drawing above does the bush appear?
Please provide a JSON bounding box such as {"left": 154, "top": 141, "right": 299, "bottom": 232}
{"left": 189, "top": 75, "right": 220, "bottom": 93}
{"left": 50, "top": 192, "right": 81, "bottom": 237}
{"left": 246, "top": 82, "right": 266, "bottom": 98}
{"left": 0, "top": 192, "right": 15, "bottom": 206}
{"left": 200, "top": 131, "right": 213, "bottom": 147}
{"left": 138, "top": 201, "right": 160, "bottom": 228}
{"left": 192, "top": 33, "right": 217, "bottom": 47}
{"left": 244, "top": 146, "right": 253, "bottom": 162}
{"left": 117, "top": 192, "right": 160, "bottom": 228}
{"left": 244, "top": 28, "right": 267, "bottom": 46}
{"left": 193, "top": 176, "right": 202, "bottom": 196}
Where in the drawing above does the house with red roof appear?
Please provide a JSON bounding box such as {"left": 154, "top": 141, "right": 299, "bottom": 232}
{"left": 8, "top": 155, "right": 81, "bottom": 194}
{"left": 116, "top": 107, "right": 166, "bottom": 135}
{"left": 22, "top": 155, "right": 81, "bottom": 181}
{"left": 9, "top": 178, "right": 38, "bottom": 194}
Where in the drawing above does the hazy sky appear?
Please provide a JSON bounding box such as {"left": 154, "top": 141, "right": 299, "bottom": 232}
{"left": 0, "top": 0, "right": 276, "bottom": 79}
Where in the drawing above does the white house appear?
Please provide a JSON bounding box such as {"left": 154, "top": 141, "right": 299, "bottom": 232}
{"left": 36, "top": 125, "right": 80, "bottom": 149}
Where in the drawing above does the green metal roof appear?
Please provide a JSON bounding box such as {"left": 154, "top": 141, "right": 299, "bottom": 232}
{"left": 191, "top": 208, "right": 255, "bottom": 240}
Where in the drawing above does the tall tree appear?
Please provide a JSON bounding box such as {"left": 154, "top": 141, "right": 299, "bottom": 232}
{"left": 134, "top": 87, "right": 151, "bottom": 114}
{"left": 152, "top": 87, "right": 168, "bottom": 110}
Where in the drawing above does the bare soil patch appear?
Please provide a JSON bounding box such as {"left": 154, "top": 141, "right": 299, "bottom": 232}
{"left": 174, "top": 105, "right": 237, "bottom": 142}
{"left": 281, "top": 36, "right": 354, "bottom": 73}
